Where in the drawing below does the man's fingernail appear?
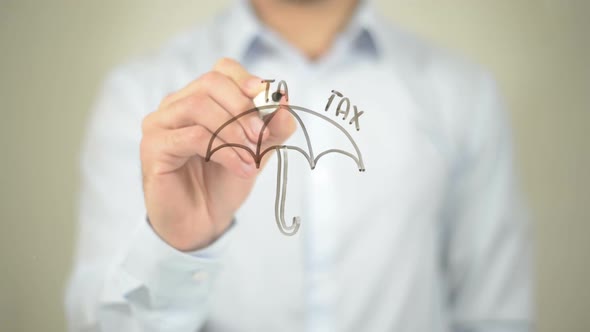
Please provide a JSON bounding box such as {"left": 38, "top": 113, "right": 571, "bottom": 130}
{"left": 250, "top": 117, "right": 264, "bottom": 139}
{"left": 246, "top": 77, "right": 263, "bottom": 92}
{"left": 241, "top": 161, "right": 256, "bottom": 176}
{"left": 248, "top": 140, "right": 258, "bottom": 153}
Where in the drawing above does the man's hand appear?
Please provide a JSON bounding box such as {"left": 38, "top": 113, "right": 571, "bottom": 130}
{"left": 140, "top": 58, "right": 296, "bottom": 251}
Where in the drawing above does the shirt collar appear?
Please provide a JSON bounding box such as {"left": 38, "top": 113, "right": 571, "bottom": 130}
{"left": 215, "top": 0, "right": 383, "bottom": 63}
{"left": 341, "top": 0, "right": 381, "bottom": 57}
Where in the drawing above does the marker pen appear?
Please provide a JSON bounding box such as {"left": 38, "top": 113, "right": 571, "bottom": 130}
{"left": 253, "top": 90, "right": 283, "bottom": 118}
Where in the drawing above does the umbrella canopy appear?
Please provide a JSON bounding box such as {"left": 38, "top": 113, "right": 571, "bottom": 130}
{"left": 206, "top": 104, "right": 365, "bottom": 235}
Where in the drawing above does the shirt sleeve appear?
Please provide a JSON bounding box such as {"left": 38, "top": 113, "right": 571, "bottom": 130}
{"left": 441, "top": 73, "right": 534, "bottom": 332}
{"left": 64, "top": 67, "right": 231, "bottom": 332}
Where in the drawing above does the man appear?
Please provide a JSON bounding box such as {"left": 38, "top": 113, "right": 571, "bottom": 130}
{"left": 65, "top": 0, "right": 533, "bottom": 331}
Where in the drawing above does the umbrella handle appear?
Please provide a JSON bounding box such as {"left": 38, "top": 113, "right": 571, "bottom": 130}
{"left": 275, "top": 147, "right": 301, "bottom": 236}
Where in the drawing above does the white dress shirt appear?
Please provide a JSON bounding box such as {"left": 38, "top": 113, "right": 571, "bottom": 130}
{"left": 65, "top": 1, "right": 533, "bottom": 331}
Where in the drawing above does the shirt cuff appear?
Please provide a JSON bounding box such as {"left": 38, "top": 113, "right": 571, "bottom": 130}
{"left": 102, "top": 217, "right": 235, "bottom": 305}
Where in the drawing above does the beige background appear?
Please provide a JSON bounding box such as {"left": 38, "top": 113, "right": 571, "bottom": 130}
{"left": 1, "top": 0, "right": 588, "bottom": 331}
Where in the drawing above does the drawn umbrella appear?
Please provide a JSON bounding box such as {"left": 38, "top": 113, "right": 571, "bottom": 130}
{"left": 205, "top": 104, "right": 365, "bottom": 236}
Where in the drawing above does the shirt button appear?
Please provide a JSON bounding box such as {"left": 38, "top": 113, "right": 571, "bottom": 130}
{"left": 192, "top": 271, "right": 208, "bottom": 282}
